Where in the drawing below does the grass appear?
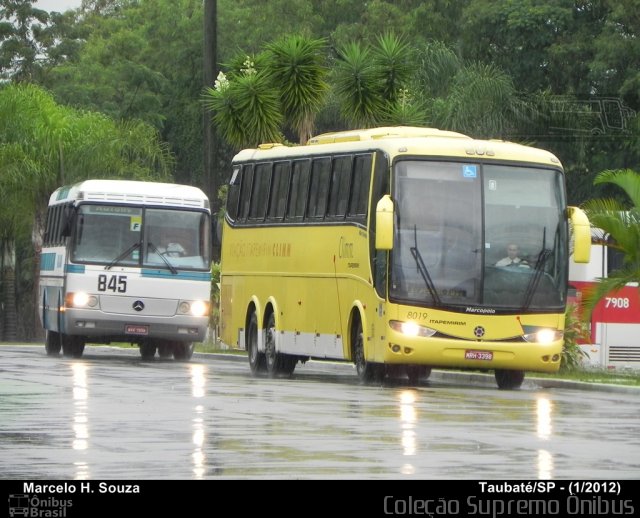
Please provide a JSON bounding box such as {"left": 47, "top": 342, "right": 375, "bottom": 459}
{"left": 532, "top": 368, "right": 640, "bottom": 387}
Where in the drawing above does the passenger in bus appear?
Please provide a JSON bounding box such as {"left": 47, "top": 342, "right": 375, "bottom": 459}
{"left": 495, "top": 244, "right": 529, "bottom": 268}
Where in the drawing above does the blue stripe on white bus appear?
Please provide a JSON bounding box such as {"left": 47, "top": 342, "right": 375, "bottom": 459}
{"left": 141, "top": 269, "right": 211, "bottom": 281}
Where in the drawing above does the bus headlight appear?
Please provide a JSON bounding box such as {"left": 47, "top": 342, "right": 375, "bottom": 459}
{"left": 66, "top": 292, "right": 98, "bottom": 308}
{"left": 389, "top": 320, "right": 437, "bottom": 338}
{"left": 523, "top": 329, "right": 563, "bottom": 344}
{"left": 178, "top": 300, "right": 209, "bottom": 317}
{"left": 190, "top": 300, "right": 209, "bottom": 317}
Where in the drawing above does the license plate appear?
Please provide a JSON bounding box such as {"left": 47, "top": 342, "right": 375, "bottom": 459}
{"left": 125, "top": 325, "right": 149, "bottom": 335}
{"left": 465, "top": 349, "right": 493, "bottom": 361}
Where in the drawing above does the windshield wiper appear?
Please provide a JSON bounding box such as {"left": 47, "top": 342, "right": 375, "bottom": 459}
{"left": 409, "top": 225, "right": 441, "bottom": 306}
{"left": 521, "top": 227, "right": 552, "bottom": 311}
{"left": 105, "top": 242, "right": 140, "bottom": 270}
{"left": 147, "top": 241, "right": 178, "bottom": 275}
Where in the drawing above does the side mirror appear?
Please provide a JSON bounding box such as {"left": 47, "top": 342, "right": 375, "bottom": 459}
{"left": 375, "top": 195, "right": 394, "bottom": 250}
{"left": 567, "top": 206, "right": 591, "bottom": 263}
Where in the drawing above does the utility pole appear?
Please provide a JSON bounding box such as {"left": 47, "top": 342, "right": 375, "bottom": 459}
{"left": 203, "top": 0, "right": 219, "bottom": 229}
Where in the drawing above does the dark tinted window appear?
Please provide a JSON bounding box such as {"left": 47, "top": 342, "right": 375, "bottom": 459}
{"left": 327, "top": 156, "right": 353, "bottom": 218}
{"left": 287, "top": 160, "right": 311, "bottom": 219}
{"left": 226, "top": 166, "right": 241, "bottom": 221}
{"left": 249, "top": 163, "right": 272, "bottom": 220}
{"left": 307, "top": 157, "right": 331, "bottom": 218}
{"left": 349, "top": 154, "right": 372, "bottom": 217}
{"left": 268, "top": 161, "right": 291, "bottom": 220}
{"left": 238, "top": 164, "right": 254, "bottom": 221}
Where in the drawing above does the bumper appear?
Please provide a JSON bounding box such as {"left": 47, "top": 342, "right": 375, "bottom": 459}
{"left": 382, "top": 328, "right": 563, "bottom": 373}
{"left": 61, "top": 308, "right": 208, "bottom": 342}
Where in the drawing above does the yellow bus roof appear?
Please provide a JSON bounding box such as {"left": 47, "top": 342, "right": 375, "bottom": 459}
{"left": 233, "top": 126, "right": 562, "bottom": 169}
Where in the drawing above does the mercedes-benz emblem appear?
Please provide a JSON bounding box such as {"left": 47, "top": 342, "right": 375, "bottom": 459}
{"left": 132, "top": 300, "right": 145, "bottom": 312}
{"left": 473, "top": 326, "right": 485, "bottom": 338}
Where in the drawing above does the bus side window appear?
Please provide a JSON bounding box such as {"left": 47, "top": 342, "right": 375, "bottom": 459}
{"left": 238, "top": 164, "right": 254, "bottom": 222}
{"left": 249, "top": 162, "right": 272, "bottom": 221}
{"left": 287, "top": 159, "right": 311, "bottom": 221}
{"left": 326, "top": 155, "right": 353, "bottom": 219}
{"left": 268, "top": 161, "right": 291, "bottom": 221}
{"left": 349, "top": 153, "right": 373, "bottom": 222}
{"left": 307, "top": 157, "right": 331, "bottom": 219}
{"left": 226, "top": 165, "right": 241, "bottom": 222}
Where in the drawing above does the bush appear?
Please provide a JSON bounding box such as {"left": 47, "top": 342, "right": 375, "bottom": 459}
{"left": 561, "top": 303, "right": 591, "bottom": 372}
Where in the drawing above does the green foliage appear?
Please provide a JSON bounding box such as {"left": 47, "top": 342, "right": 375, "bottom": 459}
{"left": 204, "top": 70, "right": 283, "bottom": 149}
{"left": 210, "top": 261, "right": 221, "bottom": 332}
{"left": 266, "top": 35, "right": 329, "bottom": 143}
{"left": 561, "top": 303, "right": 590, "bottom": 372}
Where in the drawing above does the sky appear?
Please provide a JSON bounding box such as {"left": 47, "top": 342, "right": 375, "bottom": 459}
{"left": 35, "top": 0, "right": 83, "bottom": 12}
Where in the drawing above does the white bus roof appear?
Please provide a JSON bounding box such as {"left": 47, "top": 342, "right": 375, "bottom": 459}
{"left": 49, "top": 179, "right": 209, "bottom": 210}
{"left": 233, "top": 126, "right": 562, "bottom": 168}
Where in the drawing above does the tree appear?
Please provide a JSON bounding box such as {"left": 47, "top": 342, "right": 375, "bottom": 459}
{"left": 266, "top": 34, "right": 329, "bottom": 144}
{"left": 0, "top": 82, "right": 173, "bottom": 339}
{"left": 0, "top": 0, "right": 49, "bottom": 81}
{"left": 581, "top": 169, "right": 640, "bottom": 317}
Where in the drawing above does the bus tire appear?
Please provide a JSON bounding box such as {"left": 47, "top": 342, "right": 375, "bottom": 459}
{"left": 173, "top": 342, "right": 194, "bottom": 361}
{"left": 352, "top": 318, "right": 383, "bottom": 383}
{"left": 264, "top": 313, "right": 297, "bottom": 377}
{"left": 406, "top": 365, "right": 431, "bottom": 384}
{"left": 140, "top": 341, "right": 157, "bottom": 360}
{"left": 495, "top": 369, "right": 525, "bottom": 390}
{"left": 157, "top": 342, "right": 173, "bottom": 359}
{"left": 45, "top": 331, "right": 62, "bottom": 356}
{"left": 247, "top": 312, "right": 266, "bottom": 375}
{"left": 62, "top": 335, "right": 85, "bottom": 359}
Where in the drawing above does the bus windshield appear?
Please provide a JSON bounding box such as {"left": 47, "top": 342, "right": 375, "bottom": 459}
{"left": 390, "top": 160, "right": 567, "bottom": 312}
{"left": 71, "top": 204, "right": 211, "bottom": 270}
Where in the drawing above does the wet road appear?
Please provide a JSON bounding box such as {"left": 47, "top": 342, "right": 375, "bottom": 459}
{"left": 1, "top": 345, "right": 639, "bottom": 479}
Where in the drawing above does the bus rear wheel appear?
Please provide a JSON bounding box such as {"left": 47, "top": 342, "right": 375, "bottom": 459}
{"left": 495, "top": 369, "right": 525, "bottom": 390}
{"left": 247, "top": 312, "right": 266, "bottom": 375}
{"left": 45, "top": 331, "right": 62, "bottom": 356}
{"left": 352, "top": 319, "right": 383, "bottom": 383}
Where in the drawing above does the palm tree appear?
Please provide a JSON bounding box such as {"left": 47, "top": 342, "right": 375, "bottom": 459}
{"left": 266, "top": 35, "right": 329, "bottom": 144}
{"left": 333, "top": 41, "right": 385, "bottom": 128}
{"left": 581, "top": 169, "right": 640, "bottom": 316}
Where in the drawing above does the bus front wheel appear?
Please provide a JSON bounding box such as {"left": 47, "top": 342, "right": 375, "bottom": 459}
{"left": 406, "top": 365, "right": 431, "bottom": 384}
{"left": 247, "top": 312, "right": 266, "bottom": 375}
{"left": 352, "top": 319, "right": 382, "bottom": 383}
{"left": 495, "top": 369, "right": 525, "bottom": 390}
{"left": 173, "top": 342, "right": 194, "bottom": 361}
{"left": 45, "top": 331, "right": 62, "bottom": 356}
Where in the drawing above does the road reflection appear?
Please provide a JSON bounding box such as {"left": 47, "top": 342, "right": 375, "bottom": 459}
{"left": 536, "top": 396, "right": 554, "bottom": 478}
{"left": 398, "top": 390, "right": 418, "bottom": 475}
{"left": 71, "top": 363, "right": 91, "bottom": 479}
{"left": 190, "top": 364, "right": 206, "bottom": 478}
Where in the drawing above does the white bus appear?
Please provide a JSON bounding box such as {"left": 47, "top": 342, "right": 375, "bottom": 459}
{"left": 39, "top": 179, "right": 212, "bottom": 360}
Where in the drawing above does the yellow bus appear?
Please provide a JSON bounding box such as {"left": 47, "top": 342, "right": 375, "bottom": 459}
{"left": 219, "top": 126, "right": 591, "bottom": 389}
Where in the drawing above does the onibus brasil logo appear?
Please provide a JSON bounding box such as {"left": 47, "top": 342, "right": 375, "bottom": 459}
{"left": 8, "top": 494, "right": 72, "bottom": 517}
